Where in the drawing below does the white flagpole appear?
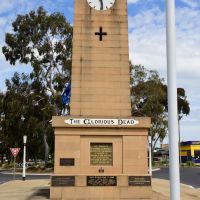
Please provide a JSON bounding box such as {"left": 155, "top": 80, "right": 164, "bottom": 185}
{"left": 165, "top": 1, "right": 180, "bottom": 200}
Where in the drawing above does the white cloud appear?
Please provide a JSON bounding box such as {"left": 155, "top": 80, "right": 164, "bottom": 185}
{"left": 128, "top": 0, "right": 141, "bottom": 4}
{"left": 128, "top": 5, "right": 200, "bottom": 75}
{"left": 128, "top": 3, "right": 200, "bottom": 141}
{"left": 0, "top": 0, "right": 72, "bottom": 92}
{"left": 180, "top": 0, "right": 200, "bottom": 9}
{"left": 176, "top": 7, "right": 200, "bottom": 75}
{"left": 0, "top": 0, "right": 199, "bottom": 141}
{"left": 0, "top": 17, "right": 8, "bottom": 27}
{"left": 180, "top": 120, "right": 200, "bottom": 141}
{"left": 0, "top": 0, "right": 15, "bottom": 15}
{"left": 128, "top": 7, "right": 166, "bottom": 74}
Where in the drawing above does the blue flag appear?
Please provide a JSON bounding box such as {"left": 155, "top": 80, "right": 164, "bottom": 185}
{"left": 61, "top": 82, "right": 71, "bottom": 105}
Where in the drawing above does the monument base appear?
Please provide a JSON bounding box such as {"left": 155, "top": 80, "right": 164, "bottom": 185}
{"left": 51, "top": 116, "right": 152, "bottom": 200}
{"left": 50, "top": 174, "right": 152, "bottom": 200}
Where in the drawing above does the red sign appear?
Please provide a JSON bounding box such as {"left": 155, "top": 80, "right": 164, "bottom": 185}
{"left": 10, "top": 148, "right": 21, "bottom": 157}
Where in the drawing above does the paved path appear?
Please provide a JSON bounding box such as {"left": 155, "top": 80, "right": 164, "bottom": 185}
{"left": 0, "top": 179, "right": 200, "bottom": 200}
{"left": 0, "top": 180, "right": 50, "bottom": 200}
{"left": 152, "top": 179, "right": 200, "bottom": 200}
{"left": 0, "top": 170, "right": 50, "bottom": 184}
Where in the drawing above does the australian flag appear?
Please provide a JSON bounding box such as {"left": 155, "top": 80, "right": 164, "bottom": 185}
{"left": 61, "top": 82, "right": 71, "bottom": 105}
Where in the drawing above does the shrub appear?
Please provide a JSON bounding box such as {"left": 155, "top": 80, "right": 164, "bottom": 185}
{"left": 186, "top": 161, "right": 195, "bottom": 167}
{"left": 45, "top": 162, "right": 54, "bottom": 168}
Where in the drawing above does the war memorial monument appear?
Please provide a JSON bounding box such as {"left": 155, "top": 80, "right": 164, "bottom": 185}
{"left": 51, "top": 0, "right": 152, "bottom": 199}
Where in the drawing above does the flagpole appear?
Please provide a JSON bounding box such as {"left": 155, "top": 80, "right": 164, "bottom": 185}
{"left": 165, "top": 1, "right": 180, "bottom": 200}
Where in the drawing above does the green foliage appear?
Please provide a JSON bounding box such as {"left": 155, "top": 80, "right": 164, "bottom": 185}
{"left": 131, "top": 65, "right": 166, "bottom": 118}
{"left": 1, "top": 72, "right": 54, "bottom": 162}
{"left": 1, "top": 6, "right": 73, "bottom": 164}
{"left": 162, "top": 86, "right": 190, "bottom": 120}
{"left": 2, "top": 7, "right": 73, "bottom": 115}
{"left": 27, "top": 164, "right": 45, "bottom": 172}
{"left": 186, "top": 161, "right": 195, "bottom": 167}
{"left": 130, "top": 65, "right": 168, "bottom": 149}
{"left": 45, "top": 161, "right": 54, "bottom": 168}
{"left": 2, "top": 162, "right": 14, "bottom": 169}
{"left": 1, "top": 7, "right": 190, "bottom": 165}
{"left": 130, "top": 64, "right": 190, "bottom": 155}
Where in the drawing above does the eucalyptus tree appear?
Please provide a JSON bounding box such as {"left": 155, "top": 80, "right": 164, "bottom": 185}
{"left": 2, "top": 7, "right": 73, "bottom": 115}
{"left": 0, "top": 92, "right": 6, "bottom": 164}
{"left": 1, "top": 7, "right": 73, "bottom": 165}
{"left": 2, "top": 73, "right": 54, "bottom": 163}
{"left": 130, "top": 64, "right": 190, "bottom": 156}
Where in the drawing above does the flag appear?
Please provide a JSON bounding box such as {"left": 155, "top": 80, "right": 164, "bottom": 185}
{"left": 61, "top": 82, "right": 71, "bottom": 105}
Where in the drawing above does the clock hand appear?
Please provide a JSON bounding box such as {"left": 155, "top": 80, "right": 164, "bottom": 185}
{"left": 99, "top": 0, "right": 103, "bottom": 10}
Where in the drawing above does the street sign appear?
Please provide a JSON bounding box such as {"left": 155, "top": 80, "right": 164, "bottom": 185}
{"left": 10, "top": 148, "right": 21, "bottom": 181}
{"left": 10, "top": 148, "right": 21, "bottom": 157}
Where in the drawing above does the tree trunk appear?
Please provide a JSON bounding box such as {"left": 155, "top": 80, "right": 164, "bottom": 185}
{"left": 43, "top": 133, "right": 49, "bottom": 167}
{"left": 152, "top": 135, "right": 161, "bottom": 162}
{"left": 1, "top": 152, "right": 4, "bottom": 165}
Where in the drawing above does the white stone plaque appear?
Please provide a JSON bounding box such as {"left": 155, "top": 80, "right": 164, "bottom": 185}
{"left": 64, "top": 118, "right": 139, "bottom": 126}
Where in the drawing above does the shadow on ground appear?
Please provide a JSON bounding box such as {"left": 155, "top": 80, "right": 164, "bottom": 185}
{"left": 28, "top": 187, "right": 50, "bottom": 200}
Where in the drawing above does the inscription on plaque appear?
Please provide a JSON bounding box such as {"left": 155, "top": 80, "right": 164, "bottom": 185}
{"left": 87, "top": 176, "right": 117, "bottom": 186}
{"left": 51, "top": 176, "right": 75, "bottom": 187}
{"left": 90, "top": 143, "right": 113, "bottom": 165}
{"left": 60, "top": 158, "right": 75, "bottom": 166}
{"left": 129, "top": 176, "right": 151, "bottom": 186}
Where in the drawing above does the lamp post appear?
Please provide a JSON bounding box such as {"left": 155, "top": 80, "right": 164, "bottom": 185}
{"left": 148, "top": 136, "right": 152, "bottom": 176}
{"left": 22, "top": 135, "right": 27, "bottom": 181}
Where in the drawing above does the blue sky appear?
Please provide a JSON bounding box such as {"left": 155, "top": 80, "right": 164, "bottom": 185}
{"left": 0, "top": 0, "right": 199, "bottom": 142}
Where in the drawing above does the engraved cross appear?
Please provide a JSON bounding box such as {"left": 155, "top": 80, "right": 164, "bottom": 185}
{"left": 95, "top": 27, "right": 107, "bottom": 41}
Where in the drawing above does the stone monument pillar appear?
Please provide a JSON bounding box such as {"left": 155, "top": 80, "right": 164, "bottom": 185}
{"left": 50, "top": 0, "right": 152, "bottom": 199}
{"left": 70, "top": 0, "right": 131, "bottom": 117}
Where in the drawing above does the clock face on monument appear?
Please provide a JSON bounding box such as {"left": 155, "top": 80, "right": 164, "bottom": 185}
{"left": 87, "top": 0, "right": 116, "bottom": 11}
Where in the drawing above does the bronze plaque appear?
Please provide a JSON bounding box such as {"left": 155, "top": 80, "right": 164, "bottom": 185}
{"left": 60, "top": 158, "right": 74, "bottom": 166}
{"left": 87, "top": 176, "right": 117, "bottom": 186}
{"left": 129, "top": 176, "right": 151, "bottom": 186}
{"left": 90, "top": 143, "right": 113, "bottom": 165}
{"left": 51, "top": 176, "right": 75, "bottom": 187}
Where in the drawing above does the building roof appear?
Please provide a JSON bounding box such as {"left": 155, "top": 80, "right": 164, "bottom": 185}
{"left": 181, "top": 141, "right": 200, "bottom": 146}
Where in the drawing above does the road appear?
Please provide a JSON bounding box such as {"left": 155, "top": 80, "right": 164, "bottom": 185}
{"left": 153, "top": 167, "right": 200, "bottom": 188}
{"left": 0, "top": 170, "right": 50, "bottom": 184}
